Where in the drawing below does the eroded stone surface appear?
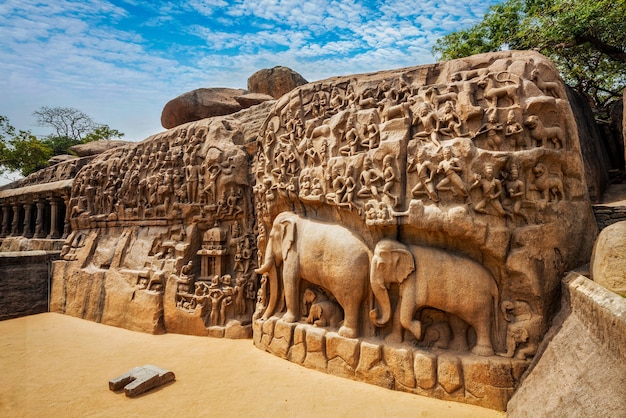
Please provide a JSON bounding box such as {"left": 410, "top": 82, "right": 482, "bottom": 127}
{"left": 591, "top": 220, "right": 626, "bottom": 296}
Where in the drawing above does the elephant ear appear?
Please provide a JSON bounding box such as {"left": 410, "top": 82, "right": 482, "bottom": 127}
{"left": 280, "top": 219, "right": 296, "bottom": 261}
{"left": 391, "top": 248, "right": 415, "bottom": 284}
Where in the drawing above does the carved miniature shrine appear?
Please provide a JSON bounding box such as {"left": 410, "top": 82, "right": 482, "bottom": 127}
{"left": 45, "top": 51, "right": 599, "bottom": 410}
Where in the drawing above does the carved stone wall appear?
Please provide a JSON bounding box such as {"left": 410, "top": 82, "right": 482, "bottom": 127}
{"left": 48, "top": 51, "right": 601, "bottom": 411}
{"left": 51, "top": 108, "right": 271, "bottom": 337}
{"left": 251, "top": 51, "right": 598, "bottom": 410}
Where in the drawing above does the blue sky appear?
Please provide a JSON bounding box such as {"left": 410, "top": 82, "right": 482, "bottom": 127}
{"left": 0, "top": 0, "right": 499, "bottom": 149}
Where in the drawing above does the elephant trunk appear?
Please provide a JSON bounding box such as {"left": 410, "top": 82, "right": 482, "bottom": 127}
{"left": 369, "top": 275, "right": 392, "bottom": 327}
{"left": 254, "top": 237, "right": 279, "bottom": 321}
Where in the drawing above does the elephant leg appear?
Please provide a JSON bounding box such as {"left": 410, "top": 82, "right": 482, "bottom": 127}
{"left": 470, "top": 319, "right": 494, "bottom": 357}
{"left": 338, "top": 302, "right": 359, "bottom": 339}
{"left": 399, "top": 297, "right": 421, "bottom": 341}
{"left": 448, "top": 315, "right": 469, "bottom": 351}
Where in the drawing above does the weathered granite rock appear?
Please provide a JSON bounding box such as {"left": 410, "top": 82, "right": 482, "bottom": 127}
{"left": 48, "top": 154, "right": 78, "bottom": 165}
{"left": 247, "top": 66, "right": 307, "bottom": 99}
{"left": 161, "top": 88, "right": 246, "bottom": 129}
{"left": 591, "top": 220, "right": 626, "bottom": 296}
{"left": 507, "top": 273, "right": 626, "bottom": 417}
{"left": 70, "top": 140, "right": 132, "bottom": 157}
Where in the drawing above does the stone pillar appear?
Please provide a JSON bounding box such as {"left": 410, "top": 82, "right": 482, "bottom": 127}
{"left": 22, "top": 202, "right": 34, "bottom": 238}
{"left": 62, "top": 194, "right": 71, "bottom": 239}
{"left": 34, "top": 199, "right": 46, "bottom": 238}
{"left": 0, "top": 205, "right": 10, "bottom": 237}
{"left": 10, "top": 204, "right": 20, "bottom": 236}
{"left": 48, "top": 197, "right": 61, "bottom": 239}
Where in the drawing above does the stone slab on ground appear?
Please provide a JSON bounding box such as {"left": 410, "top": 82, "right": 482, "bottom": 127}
{"left": 109, "top": 365, "right": 175, "bottom": 397}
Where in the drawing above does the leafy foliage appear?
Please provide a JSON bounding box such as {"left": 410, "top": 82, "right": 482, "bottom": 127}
{"left": 0, "top": 115, "right": 52, "bottom": 176}
{"left": 1, "top": 110, "right": 125, "bottom": 178}
{"left": 433, "top": 0, "right": 626, "bottom": 116}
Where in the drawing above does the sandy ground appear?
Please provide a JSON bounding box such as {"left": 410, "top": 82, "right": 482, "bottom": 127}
{"left": 0, "top": 313, "right": 503, "bottom": 417}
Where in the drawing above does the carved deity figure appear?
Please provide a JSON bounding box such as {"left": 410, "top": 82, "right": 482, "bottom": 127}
{"left": 408, "top": 149, "right": 439, "bottom": 202}
{"left": 382, "top": 154, "right": 399, "bottom": 207}
{"left": 357, "top": 156, "right": 384, "bottom": 199}
{"left": 505, "top": 164, "right": 528, "bottom": 224}
{"left": 412, "top": 102, "right": 441, "bottom": 149}
{"left": 470, "top": 163, "right": 509, "bottom": 217}
{"left": 475, "top": 112, "right": 504, "bottom": 151}
{"left": 505, "top": 110, "right": 525, "bottom": 150}
{"left": 436, "top": 147, "right": 468, "bottom": 199}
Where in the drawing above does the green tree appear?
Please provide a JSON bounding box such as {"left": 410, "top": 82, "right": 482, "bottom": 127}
{"left": 433, "top": 0, "right": 626, "bottom": 117}
{"left": 1, "top": 111, "right": 125, "bottom": 178}
{"left": 0, "top": 115, "right": 52, "bottom": 177}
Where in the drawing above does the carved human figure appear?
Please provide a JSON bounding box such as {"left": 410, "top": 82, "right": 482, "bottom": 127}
{"left": 209, "top": 288, "right": 224, "bottom": 326}
{"left": 412, "top": 102, "right": 442, "bottom": 148}
{"left": 470, "top": 163, "right": 509, "bottom": 217}
{"left": 339, "top": 115, "right": 360, "bottom": 156}
{"left": 360, "top": 113, "right": 380, "bottom": 150}
{"left": 505, "top": 164, "right": 529, "bottom": 224}
{"left": 475, "top": 112, "right": 504, "bottom": 150}
{"left": 357, "top": 157, "right": 384, "bottom": 199}
{"left": 220, "top": 275, "right": 234, "bottom": 326}
{"left": 234, "top": 276, "right": 247, "bottom": 316}
{"left": 436, "top": 147, "right": 468, "bottom": 199}
{"left": 382, "top": 154, "right": 399, "bottom": 207}
{"left": 497, "top": 300, "right": 539, "bottom": 360}
{"left": 505, "top": 110, "right": 525, "bottom": 150}
{"left": 438, "top": 101, "right": 463, "bottom": 138}
{"left": 408, "top": 149, "right": 439, "bottom": 202}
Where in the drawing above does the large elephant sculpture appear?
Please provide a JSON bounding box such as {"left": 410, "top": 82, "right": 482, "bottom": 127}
{"left": 255, "top": 211, "right": 371, "bottom": 338}
{"left": 369, "top": 238, "right": 499, "bottom": 356}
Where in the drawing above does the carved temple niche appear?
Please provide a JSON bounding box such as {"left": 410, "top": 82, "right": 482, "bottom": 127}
{"left": 252, "top": 51, "right": 597, "bottom": 409}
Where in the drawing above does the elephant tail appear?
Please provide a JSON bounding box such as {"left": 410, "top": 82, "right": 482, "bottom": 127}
{"left": 492, "top": 283, "right": 500, "bottom": 349}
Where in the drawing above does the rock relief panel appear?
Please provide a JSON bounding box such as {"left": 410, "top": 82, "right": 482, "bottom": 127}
{"left": 252, "top": 51, "right": 597, "bottom": 363}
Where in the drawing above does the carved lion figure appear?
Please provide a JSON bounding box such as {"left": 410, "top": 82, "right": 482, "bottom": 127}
{"left": 530, "top": 163, "right": 564, "bottom": 202}
{"left": 524, "top": 115, "right": 564, "bottom": 149}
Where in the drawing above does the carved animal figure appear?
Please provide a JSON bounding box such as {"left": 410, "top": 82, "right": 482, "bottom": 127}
{"left": 477, "top": 75, "right": 519, "bottom": 109}
{"left": 497, "top": 300, "right": 541, "bottom": 360}
{"left": 529, "top": 163, "right": 564, "bottom": 202}
{"left": 524, "top": 115, "right": 564, "bottom": 149}
{"left": 530, "top": 69, "right": 560, "bottom": 98}
{"left": 255, "top": 211, "right": 371, "bottom": 338}
{"left": 306, "top": 300, "right": 343, "bottom": 328}
{"left": 369, "top": 238, "right": 499, "bottom": 356}
{"left": 380, "top": 102, "right": 409, "bottom": 123}
{"left": 301, "top": 287, "right": 328, "bottom": 316}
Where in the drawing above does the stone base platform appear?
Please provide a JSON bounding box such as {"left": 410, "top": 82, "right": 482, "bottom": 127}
{"left": 253, "top": 318, "right": 529, "bottom": 411}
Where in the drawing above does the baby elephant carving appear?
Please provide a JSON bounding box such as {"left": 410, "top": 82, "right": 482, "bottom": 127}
{"left": 306, "top": 300, "right": 343, "bottom": 328}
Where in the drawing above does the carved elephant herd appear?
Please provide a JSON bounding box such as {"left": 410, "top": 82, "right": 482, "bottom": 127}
{"left": 256, "top": 211, "right": 501, "bottom": 357}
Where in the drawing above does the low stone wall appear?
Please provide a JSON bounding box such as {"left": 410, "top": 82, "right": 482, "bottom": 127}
{"left": 507, "top": 273, "right": 626, "bottom": 416}
{"left": 253, "top": 317, "right": 529, "bottom": 411}
{"left": 0, "top": 251, "right": 60, "bottom": 320}
{"left": 592, "top": 204, "right": 626, "bottom": 230}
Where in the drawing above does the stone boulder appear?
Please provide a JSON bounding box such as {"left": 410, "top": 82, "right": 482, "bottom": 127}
{"left": 69, "top": 140, "right": 132, "bottom": 157}
{"left": 591, "top": 220, "right": 626, "bottom": 296}
{"left": 48, "top": 154, "right": 78, "bottom": 166}
{"left": 247, "top": 66, "right": 308, "bottom": 99}
{"left": 161, "top": 88, "right": 246, "bottom": 129}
